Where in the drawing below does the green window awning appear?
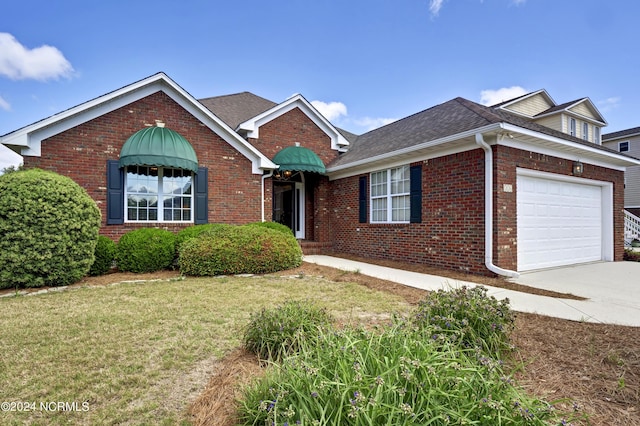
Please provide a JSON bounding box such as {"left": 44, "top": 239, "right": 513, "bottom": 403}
{"left": 119, "top": 125, "right": 198, "bottom": 173}
{"left": 272, "top": 145, "right": 326, "bottom": 174}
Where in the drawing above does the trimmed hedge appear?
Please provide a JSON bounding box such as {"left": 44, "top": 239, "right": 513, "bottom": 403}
{"left": 0, "top": 169, "right": 101, "bottom": 288}
{"left": 175, "top": 223, "right": 232, "bottom": 253}
{"left": 178, "top": 224, "right": 302, "bottom": 275}
{"left": 245, "top": 221, "right": 294, "bottom": 236}
{"left": 89, "top": 236, "right": 117, "bottom": 276}
{"left": 116, "top": 228, "right": 176, "bottom": 273}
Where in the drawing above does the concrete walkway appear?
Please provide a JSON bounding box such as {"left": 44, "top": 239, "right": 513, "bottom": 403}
{"left": 303, "top": 255, "right": 640, "bottom": 327}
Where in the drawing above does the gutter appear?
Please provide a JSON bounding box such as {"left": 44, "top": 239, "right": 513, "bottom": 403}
{"left": 261, "top": 170, "right": 274, "bottom": 222}
{"left": 475, "top": 133, "right": 520, "bottom": 278}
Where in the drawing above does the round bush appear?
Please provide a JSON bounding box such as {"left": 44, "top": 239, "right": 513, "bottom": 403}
{"left": 0, "top": 169, "right": 101, "bottom": 289}
{"left": 175, "top": 223, "right": 232, "bottom": 254}
{"left": 243, "top": 300, "right": 334, "bottom": 361}
{"left": 178, "top": 224, "right": 302, "bottom": 276}
{"left": 89, "top": 235, "right": 116, "bottom": 276}
{"left": 116, "top": 228, "right": 176, "bottom": 273}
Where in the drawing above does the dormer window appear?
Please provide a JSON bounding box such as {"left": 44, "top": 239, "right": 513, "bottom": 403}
{"left": 583, "top": 123, "right": 589, "bottom": 141}
{"left": 620, "top": 141, "right": 630, "bottom": 152}
{"left": 594, "top": 127, "right": 601, "bottom": 144}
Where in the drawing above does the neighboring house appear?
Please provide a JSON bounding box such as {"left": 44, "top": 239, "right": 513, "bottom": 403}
{"left": 2, "top": 73, "right": 639, "bottom": 277}
{"left": 602, "top": 127, "right": 640, "bottom": 217}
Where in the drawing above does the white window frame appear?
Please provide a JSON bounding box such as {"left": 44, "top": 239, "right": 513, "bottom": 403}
{"left": 582, "top": 122, "right": 589, "bottom": 141}
{"left": 124, "top": 165, "right": 194, "bottom": 223}
{"left": 594, "top": 126, "right": 601, "bottom": 144}
{"left": 370, "top": 165, "right": 410, "bottom": 223}
{"left": 619, "top": 141, "right": 630, "bottom": 152}
{"left": 569, "top": 117, "right": 577, "bottom": 137}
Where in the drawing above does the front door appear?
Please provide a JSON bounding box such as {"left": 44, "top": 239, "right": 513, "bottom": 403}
{"left": 273, "top": 181, "right": 305, "bottom": 239}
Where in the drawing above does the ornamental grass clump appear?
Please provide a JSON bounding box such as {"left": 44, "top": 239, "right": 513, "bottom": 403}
{"left": 0, "top": 168, "right": 101, "bottom": 288}
{"left": 239, "top": 323, "right": 555, "bottom": 425}
{"left": 243, "top": 300, "right": 334, "bottom": 362}
{"left": 411, "top": 285, "right": 515, "bottom": 356}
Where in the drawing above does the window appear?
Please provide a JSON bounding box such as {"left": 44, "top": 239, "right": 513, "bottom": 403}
{"left": 594, "top": 126, "right": 601, "bottom": 144}
{"left": 125, "top": 165, "right": 193, "bottom": 222}
{"left": 370, "top": 165, "right": 410, "bottom": 223}
{"left": 569, "top": 117, "right": 576, "bottom": 137}
{"left": 620, "top": 141, "right": 630, "bottom": 152}
{"left": 583, "top": 123, "right": 589, "bottom": 141}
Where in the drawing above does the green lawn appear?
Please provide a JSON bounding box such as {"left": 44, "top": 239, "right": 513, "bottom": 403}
{"left": 0, "top": 274, "right": 410, "bottom": 425}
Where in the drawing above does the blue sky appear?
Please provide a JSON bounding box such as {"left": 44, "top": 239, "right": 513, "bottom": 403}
{"left": 1, "top": 0, "right": 638, "bottom": 170}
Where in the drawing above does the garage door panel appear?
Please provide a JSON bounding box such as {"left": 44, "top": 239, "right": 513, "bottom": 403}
{"left": 517, "top": 175, "right": 602, "bottom": 271}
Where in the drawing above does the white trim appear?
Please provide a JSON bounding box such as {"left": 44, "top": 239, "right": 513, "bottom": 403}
{"left": 0, "top": 73, "right": 277, "bottom": 174}
{"left": 495, "top": 89, "right": 556, "bottom": 110}
{"left": 516, "top": 167, "right": 614, "bottom": 263}
{"left": 294, "top": 182, "right": 305, "bottom": 239}
{"left": 237, "top": 94, "right": 349, "bottom": 151}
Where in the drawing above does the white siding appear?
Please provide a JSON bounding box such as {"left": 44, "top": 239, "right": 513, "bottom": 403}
{"left": 503, "top": 93, "right": 554, "bottom": 117}
{"left": 534, "top": 115, "right": 563, "bottom": 133}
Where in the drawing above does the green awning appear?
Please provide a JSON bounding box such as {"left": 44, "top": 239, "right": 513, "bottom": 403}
{"left": 273, "top": 145, "right": 326, "bottom": 174}
{"left": 119, "top": 125, "right": 198, "bottom": 173}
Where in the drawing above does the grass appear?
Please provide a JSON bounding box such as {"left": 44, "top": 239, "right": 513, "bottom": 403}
{"left": 0, "top": 274, "right": 410, "bottom": 425}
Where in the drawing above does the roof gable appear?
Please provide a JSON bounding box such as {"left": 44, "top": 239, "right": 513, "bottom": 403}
{"left": 494, "top": 89, "right": 556, "bottom": 117}
{"left": 236, "top": 94, "right": 349, "bottom": 151}
{"left": 1, "top": 73, "right": 276, "bottom": 174}
{"left": 535, "top": 97, "right": 606, "bottom": 125}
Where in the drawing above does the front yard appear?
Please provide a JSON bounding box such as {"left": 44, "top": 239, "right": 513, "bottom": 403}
{"left": 0, "top": 263, "right": 638, "bottom": 425}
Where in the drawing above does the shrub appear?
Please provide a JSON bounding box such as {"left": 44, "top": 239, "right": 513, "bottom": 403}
{"left": 243, "top": 300, "right": 334, "bottom": 362}
{"left": 624, "top": 248, "right": 640, "bottom": 262}
{"left": 245, "top": 220, "right": 294, "bottom": 236}
{"left": 0, "top": 169, "right": 101, "bottom": 289}
{"left": 115, "top": 228, "right": 176, "bottom": 273}
{"left": 89, "top": 236, "right": 117, "bottom": 276}
{"left": 239, "top": 323, "right": 555, "bottom": 425}
{"left": 175, "top": 223, "right": 231, "bottom": 253}
{"left": 411, "top": 285, "right": 515, "bottom": 356}
{"left": 178, "top": 224, "right": 302, "bottom": 276}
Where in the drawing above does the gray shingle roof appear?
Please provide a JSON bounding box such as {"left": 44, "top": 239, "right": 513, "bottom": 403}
{"left": 199, "top": 92, "right": 277, "bottom": 129}
{"left": 328, "top": 96, "right": 626, "bottom": 169}
{"left": 602, "top": 126, "right": 640, "bottom": 141}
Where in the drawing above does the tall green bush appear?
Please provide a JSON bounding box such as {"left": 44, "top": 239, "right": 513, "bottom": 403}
{"left": 178, "top": 224, "right": 302, "bottom": 276}
{"left": 0, "top": 169, "right": 101, "bottom": 289}
{"left": 116, "top": 228, "right": 176, "bottom": 273}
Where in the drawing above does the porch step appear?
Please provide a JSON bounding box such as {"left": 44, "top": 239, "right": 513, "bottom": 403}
{"left": 298, "top": 241, "right": 333, "bottom": 255}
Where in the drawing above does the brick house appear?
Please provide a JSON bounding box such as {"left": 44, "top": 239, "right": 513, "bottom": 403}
{"left": 2, "top": 73, "right": 639, "bottom": 277}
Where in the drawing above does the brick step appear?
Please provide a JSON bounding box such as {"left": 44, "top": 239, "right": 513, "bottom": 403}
{"left": 298, "top": 240, "right": 333, "bottom": 255}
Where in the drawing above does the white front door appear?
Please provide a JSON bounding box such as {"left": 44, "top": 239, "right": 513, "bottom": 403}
{"left": 293, "top": 182, "right": 305, "bottom": 239}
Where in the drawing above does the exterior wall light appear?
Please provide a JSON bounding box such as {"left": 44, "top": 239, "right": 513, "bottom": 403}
{"left": 573, "top": 161, "right": 584, "bottom": 176}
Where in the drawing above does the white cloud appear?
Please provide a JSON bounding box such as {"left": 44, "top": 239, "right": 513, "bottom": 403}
{"left": 480, "top": 86, "right": 529, "bottom": 106}
{"left": 0, "top": 33, "right": 74, "bottom": 81}
{"left": 311, "top": 100, "right": 348, "bottom": 121}
{"left": 353, "top": 116, "right": 398, "bottom": 132}
{"left": 0, "top": 95, "right": 10, "bottom": 111}
{"left": 597, "top": 96, "right": 621, "bottom": 113}
{"left": 429, "top": 0, "right": 446, "bottom": 17}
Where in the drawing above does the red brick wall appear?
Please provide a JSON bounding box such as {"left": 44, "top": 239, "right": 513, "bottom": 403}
{"left": 330, "top": 150, "right": 488, "bottom": 274}
{"left": 329, "top": 146, "right": 625, "bottom": 275}
{"left": 23, "top": 91, "right": 263, "bottom": 241}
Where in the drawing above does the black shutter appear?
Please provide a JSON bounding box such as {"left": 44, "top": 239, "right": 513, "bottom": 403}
{"left": 358, "top": 176, "right": 367, "bottom": 223}
{"left": 106, "top": 160, "right": 124, "bottom": 225}
{"left": 409, "top": 164, "right": 422, "bottom": 223}
{"left": 194, "top": 167, "right": 208, "bottom": 224}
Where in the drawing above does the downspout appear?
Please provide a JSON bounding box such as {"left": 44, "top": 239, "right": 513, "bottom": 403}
{"left": 261, "top": 170, "right": 274, "bottom": 222}
{"left": 475, "top": 133, "right": 520, "bottom": 278}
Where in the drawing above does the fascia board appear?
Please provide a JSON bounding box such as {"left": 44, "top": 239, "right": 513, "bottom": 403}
{"left": 500, "top": 123, "right": 640, "bottom": 168}
{"left": 496, "top": 89, "right": 555, "bottom": 110}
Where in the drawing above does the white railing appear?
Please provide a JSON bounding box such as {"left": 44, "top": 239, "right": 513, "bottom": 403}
{"left": 624, "top": 210, "right": 640, "bottom": 245}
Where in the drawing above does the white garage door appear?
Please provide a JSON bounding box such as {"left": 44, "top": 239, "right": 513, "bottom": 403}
{"left": 517, "top": 174, "right": 603, "bottom": 271}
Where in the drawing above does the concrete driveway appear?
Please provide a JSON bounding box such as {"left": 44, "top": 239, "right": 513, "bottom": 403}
{"left": 512, "top": 261, "right": 640, "bottom": 327}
